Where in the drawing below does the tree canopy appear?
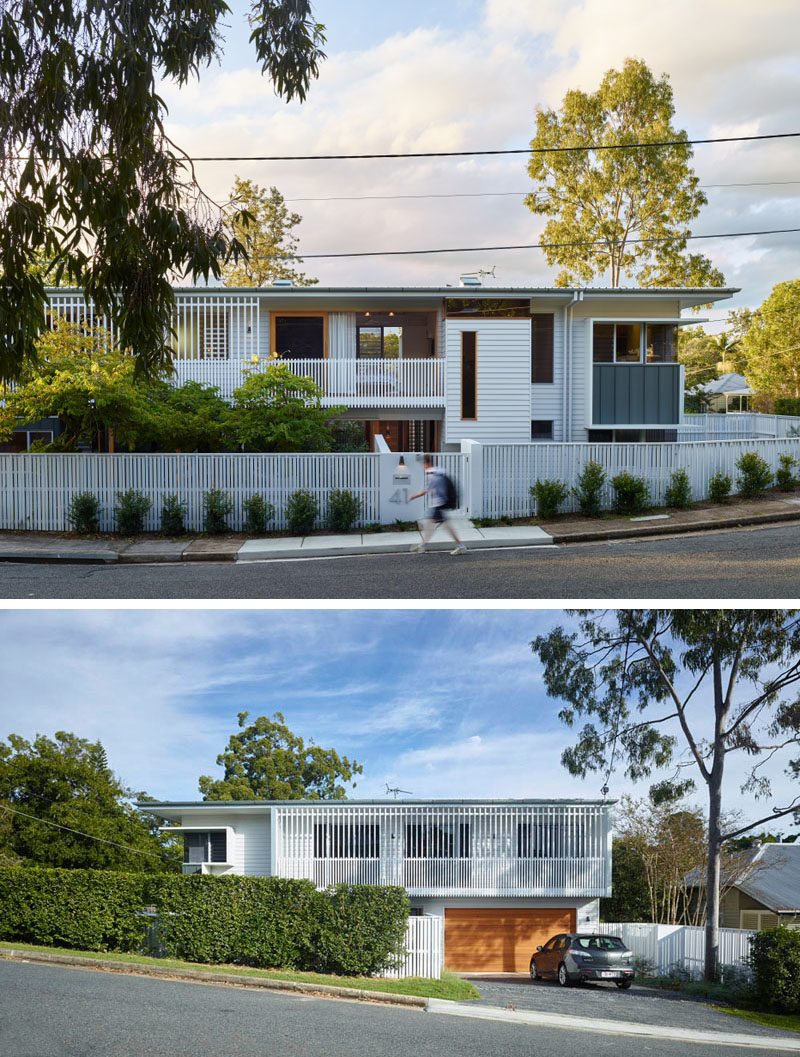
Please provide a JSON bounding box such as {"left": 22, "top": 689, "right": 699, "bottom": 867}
{"left": 221, "top": 178, "right": 317, "bottom": 288}
{"left": 0, "top": 731, "right": 179, "bottom": 871}
{"left": 525, "top": 58, "right": 724, "bottom": 288}
{"left": 741, "top": 279, "right": 800, "bottom": 402}
{"left": 228, "top": 362, "right": 343, "bottom": 452}
{"left": 0, "top": 1, "right": 326, "bottom": 382}
{"left": 199, "top": 711, "right": 362, "bottom": 801}
{"left": 532, "top": 609, "right": 800, "bottom": 978}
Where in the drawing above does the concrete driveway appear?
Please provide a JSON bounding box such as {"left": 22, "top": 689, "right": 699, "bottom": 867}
{"left": 464, "top": 974, "right": 784, "bottom": 1040}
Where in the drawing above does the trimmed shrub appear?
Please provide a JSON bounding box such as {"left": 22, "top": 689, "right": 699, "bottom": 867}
{"left": 774, "top": 398, "right": 800, "bottom": 417}
{"left": 664, "top": 469, "right": 693, "bottom": 509}
{"left": 736, "top": 451, "right": 773, "bottom": 498}
{"left": 327, "top": 490, "right": 362, "bottom": 533}
{"left": 750, "top": 924, "right": 800, "bottom": 1013}
{"left": 708, "top": 470, "right": 732, "bottom": 504}
{"left": 67, "top": 491, "right": 101, "bottom": 534}
{"left": 160, "top": 494, "right": 187, "bottom": 536}
{"left": 243, "top": 495, "right": 275, "bottom": 536}
{"left": 530, "top": 479, "right": 568, "bottom": 519}
{"left": 572, "top": 461, "right": 606, "bottom": 517}
{"left": 145, "top": 875, "right": 408, "bottom": 975}
{"left": 203, "top": 489, "right": 233, "bottom": 534}
{"left": 115, "top": 489, "right": 152, "bottom": 535}
{"left": 311, "top": 884, "right": 409, "bottom": 976}
{"left": 776, "top": 454, "right": 799, "bottom": 492}
{"left": 286, "top": 489, "right": 319, "bottom": 535}
{"left": 611, "top": 472, "right": 650, "bottom": 515}
{"left": 0, "top": 866, "right": 147, "bottom": 953}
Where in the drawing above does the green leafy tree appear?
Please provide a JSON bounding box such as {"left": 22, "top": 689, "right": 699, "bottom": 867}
{"left": 532, "top": 610, "right": 800, "bottom": 979}
{"left": 600, "top": 836, "right": 651, "bottom": 923}
{"left": 199, "top": 711, "right": 362, "bottom": 801}
{"left": 142, "top": 380, "right": 233, "bottom": 452}
{"left": 742, "top": 279, "right": 800, "bottom": 401}
{"left": 0, "top": 319, "right": 150, "bottom": 450}
{"left": 221, "top": 178, "right": 317, "bottom": 287}
{"left": 0, "top": 731, "right": 179, "bottom": 871}
{"left": 526, "top": 58, "right": 724, "bottom": 288}
{"left": 0, "top": 1, "right": 326, "bottom": 381}
{"left": 228, "top": 362, "right": 343, "bottom": 452}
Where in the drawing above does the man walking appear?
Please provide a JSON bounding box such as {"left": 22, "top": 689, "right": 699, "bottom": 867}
{"left": 408, "top": 454, "right": 466, "bottom": 554}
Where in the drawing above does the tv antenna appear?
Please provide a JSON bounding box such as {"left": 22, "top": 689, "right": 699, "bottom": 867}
{"left": 385, "top": 783, "right": 413, "bottom": 799}
{"left": 460, "top": 266, "right": 497, "bottom": 281}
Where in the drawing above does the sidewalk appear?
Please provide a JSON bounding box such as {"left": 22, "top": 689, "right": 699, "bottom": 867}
{"left": 0, "top": 498, "right": 798, "bottom": 566}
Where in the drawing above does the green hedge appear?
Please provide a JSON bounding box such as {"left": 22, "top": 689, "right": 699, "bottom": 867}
{"left": 750, "top": 925, "right": 800, "bottom": 1012}
{"left": 0, "top": 867, "right": 409, "bottom": 976}
{"left": 0, "top": 866, "right": 147, "bottom": 952}
{"left": 146, "top": 875, "right": 409, "bottom": 976}
{"left": 774, "top": 398, "right": 800, "bottom": 417}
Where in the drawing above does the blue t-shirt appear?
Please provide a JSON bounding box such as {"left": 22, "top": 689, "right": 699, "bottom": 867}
{"left": 425, "top": 468, "right": 448, "bottom": 509}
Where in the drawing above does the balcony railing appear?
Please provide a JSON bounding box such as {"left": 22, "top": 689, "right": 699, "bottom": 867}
{"left": 275, "top": 855, "right": 607, "bottom": 896}
{"left": 171, "top": 357, "right": 445, "bottom": 406}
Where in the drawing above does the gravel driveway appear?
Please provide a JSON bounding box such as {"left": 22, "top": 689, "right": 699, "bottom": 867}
{"left": 465, "top": 975, "right": 786, "bottom": 1040}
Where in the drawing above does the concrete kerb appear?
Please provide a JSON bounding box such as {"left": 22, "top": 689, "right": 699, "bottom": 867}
{"left": 0, "top": 948, "right": 426, "bottom": 1009}
{"left": 425, "top": 998, "right": 800, "bottom": 1051}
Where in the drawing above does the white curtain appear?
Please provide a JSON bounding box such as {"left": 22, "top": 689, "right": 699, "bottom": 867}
{"left": 328, "top": 311, "right": 357, "bottom": 359}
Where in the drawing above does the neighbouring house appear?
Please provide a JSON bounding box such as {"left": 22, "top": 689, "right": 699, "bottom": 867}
{"left": 698, "top": 372, "right": 752, "bottom": 413}
{"left": 719, "top": 842, "right": 800, "bottom": 930}
{"left": 143, "top": 797, "right": 613, "bottom": 973}
{"left": 18, "top": 280, "right": 738, "bottom": 452}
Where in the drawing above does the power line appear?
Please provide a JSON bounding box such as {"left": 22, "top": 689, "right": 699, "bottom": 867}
{"left": 0, "top": 803, "right": 169, "bottom": 861}
{"left": 257, "top": 226, "right": 800, "bottom": 261}
{"left": 188, "top": 129, "right": 800, "bottom": 161}
{"left": 284, "top": 180, "right": 800, "bottom": 204}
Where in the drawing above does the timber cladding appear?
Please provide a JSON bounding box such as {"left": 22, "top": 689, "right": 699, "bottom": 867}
{"left": 444, "top": 907, "right": 576, "bottom": 973}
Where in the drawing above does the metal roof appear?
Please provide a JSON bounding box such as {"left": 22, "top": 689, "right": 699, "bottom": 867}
{"left": 737, "top": 843, "right": 800, "bottom": 913}
{"left": 699, "top": 372, "right": 753, "bottom": 396}
{"left": 138, "top": 797, "right": 614, "bottom": 809}
{"left": 47, "top": 285, "right": 740, "bottom": 297}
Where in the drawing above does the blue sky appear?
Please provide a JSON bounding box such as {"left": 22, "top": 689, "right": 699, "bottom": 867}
{"left": 158, "top": 0, "right": 800, "bottom": 324}
{"left": 0, "top": 608, "right": 796, "bottom": 834}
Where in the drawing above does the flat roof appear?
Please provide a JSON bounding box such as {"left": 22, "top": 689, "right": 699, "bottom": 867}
{"left": 139, "top": 798, "right": 614, "bottom": 809}
{"left": 48, "top": 285, "right": 740, "bottom": 297}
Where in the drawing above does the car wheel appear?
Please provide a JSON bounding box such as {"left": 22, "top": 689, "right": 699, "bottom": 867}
{"left": 557, "top": 962, "right": 570, "bottom": 987}
{"left": 616, "top": 980, "right": 632, "bottom": 990}
{"left": 529, "top": 958, "right": 542, "bottom": 981}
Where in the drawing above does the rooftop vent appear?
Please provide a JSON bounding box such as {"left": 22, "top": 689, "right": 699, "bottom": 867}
{"left": 459, "top": 274, "right": 482, "bottom": 287}
{"left": 272, "top": 278, "right": 293, "bottom": 288}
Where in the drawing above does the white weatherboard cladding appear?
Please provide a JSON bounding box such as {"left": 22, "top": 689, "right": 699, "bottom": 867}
{"left": 531, "top": 311, "right": 565, "bottom": 441}
{"left": 445, "top": 319, "right": 532, "bottom": 445}
{"left": 568, "top": 318, "right": 587, "bottom": 441}
{"left": 418, "top": 896, "right": 600, "bottom": 921}
{"left": 174, "top": 810, "right": 270, "bottom": 876}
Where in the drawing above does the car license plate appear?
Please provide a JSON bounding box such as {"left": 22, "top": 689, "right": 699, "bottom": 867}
{"left": 598, "top": 971, "right": 619, "bottom": 978}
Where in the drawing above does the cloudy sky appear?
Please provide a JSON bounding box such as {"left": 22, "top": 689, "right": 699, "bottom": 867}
{"left": 159, "top": 0, "right": 800, "bottom": 324}
{"left": 1, "top": 608, "right": 796, "bottom": 835}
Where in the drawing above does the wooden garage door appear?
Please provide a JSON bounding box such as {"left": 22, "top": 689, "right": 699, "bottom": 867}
{"left": 444, "top": 908, "right": 576, "bottom": 972}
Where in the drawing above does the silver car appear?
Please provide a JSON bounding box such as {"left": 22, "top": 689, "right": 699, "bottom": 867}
{"left": 530, "top": 932, "right": 635, "bottom": 988}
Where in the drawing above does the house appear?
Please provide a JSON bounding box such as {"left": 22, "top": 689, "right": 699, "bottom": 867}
{"left": 698, "top": 372, "right": 752, "bottom": 413}
{"left": 719, "top": 842, "right": 800, "bottom": 931}
{"left": 34, "top": 281, "right": 738, "bottom": 452}
{"left": 143, "top": 797, "right": 613, "bottom": 972}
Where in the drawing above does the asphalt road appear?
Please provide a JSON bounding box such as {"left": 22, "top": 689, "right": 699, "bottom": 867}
{"left": 0, "top": 960, "right": 784, "bottom": 1057}
{"left": 1, "top": 524, "right": 799, "bottom": 599}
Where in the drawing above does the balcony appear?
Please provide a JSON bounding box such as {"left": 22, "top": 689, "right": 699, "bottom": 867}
{"left": 273, "top": 803, "right": 610, "bottom": 898}
{"left": 171, "top": 357, "right": 445, "bottom": 407}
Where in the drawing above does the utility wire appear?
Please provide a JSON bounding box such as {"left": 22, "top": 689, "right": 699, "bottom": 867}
{"left": 0, "top": 803, "right": 169, "bottom": 861}
{"left": 252, "top": 225, "right": 800, "bottom": 261}
{"left": 188, "top": 130, "right": 800, "bottom": 161}
{"left": 284, "top": 180, "right": 800, "bottom": 204}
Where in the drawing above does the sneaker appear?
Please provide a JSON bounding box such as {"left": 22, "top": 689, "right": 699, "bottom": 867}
{"left": 410, "top": 544, "right": 426, "bottom": 553}
{"left": 450, "top": 544, "right": 467, "bottom": 555}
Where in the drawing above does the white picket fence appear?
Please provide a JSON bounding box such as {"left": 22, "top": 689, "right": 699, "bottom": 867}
{"left": 382, "top": 915, "right": 444, "bottom": 980}
{"left": 597, "top": 922, "right": 753, "bottom": 980}
{"left": 480, "top": 436, "right": 800, "bottom": 518}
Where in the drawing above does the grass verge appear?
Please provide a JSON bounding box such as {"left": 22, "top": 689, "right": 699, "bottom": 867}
{"left": 713, "top": 1006, "right": 800, "bottom": 1034}
{"left": 0, "top": 942, "right": 479, "bottom": 1001}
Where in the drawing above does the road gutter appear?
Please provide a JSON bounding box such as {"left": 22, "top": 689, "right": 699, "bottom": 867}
{"left": 0, "top": 948, "right": 426, "bottom": 1008}
{"left": 426, "top": 998, "right": 799, "bottom": 1050}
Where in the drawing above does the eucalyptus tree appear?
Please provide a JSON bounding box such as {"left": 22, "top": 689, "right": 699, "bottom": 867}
{"left": 0, "top": 1, "right": 325, "bottom": 381}
{"left": 532, "top": 610, "right": 800, "bottom": 979}
{"left": 525, "top": 58, "right": 724, "bottom": 289}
